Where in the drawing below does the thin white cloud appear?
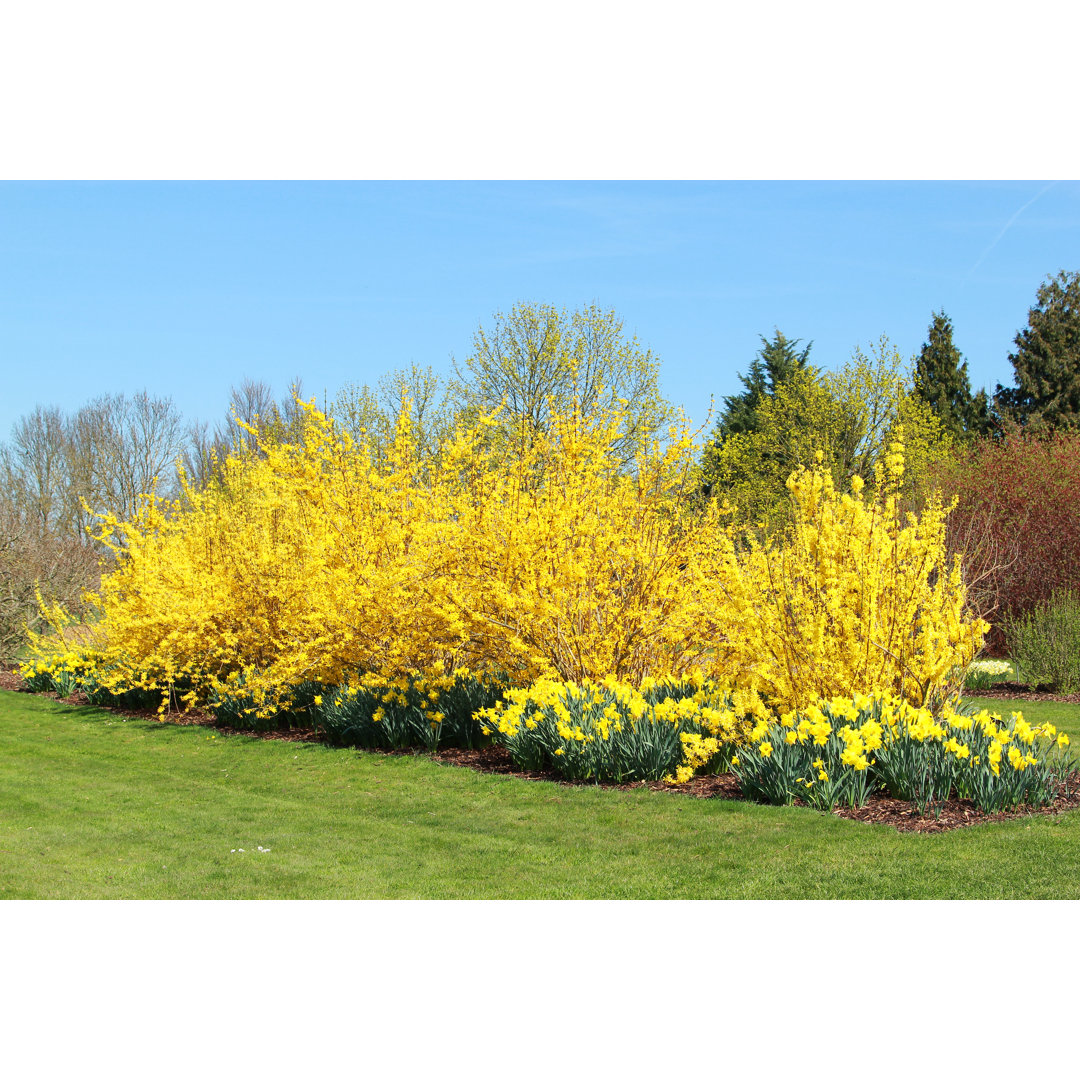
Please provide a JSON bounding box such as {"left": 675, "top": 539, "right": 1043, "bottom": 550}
{"left": 966, "top": 181, "right": 1059, "bottom": 278}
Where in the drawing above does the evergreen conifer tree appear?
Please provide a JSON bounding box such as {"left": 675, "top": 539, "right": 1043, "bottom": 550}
{"left": 913, "top": 310, "right": 990, "bottom": 439}
{"left": 996, "top": 270, "right": 1080, "bottom": 430}
{"left": 713, "top": 330, "right": 813, "bottom": 440}
{"left": 701, "top": 330, "right": 813, "bottom": 502}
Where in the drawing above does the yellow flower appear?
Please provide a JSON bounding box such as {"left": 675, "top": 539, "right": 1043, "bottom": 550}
{"left": 945, "top": 738, "right": 969, "bottom": 760}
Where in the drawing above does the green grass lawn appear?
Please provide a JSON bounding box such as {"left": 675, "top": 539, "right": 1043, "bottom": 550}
{"left": 2, "top": 688, "right": 1079, "bottom": 899}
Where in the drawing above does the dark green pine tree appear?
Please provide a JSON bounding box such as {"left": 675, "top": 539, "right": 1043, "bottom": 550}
{"left": 913, "top": 310, "right": 991, "bottom": 439}
{"left": 996, "top": 270, "right": 1080, "bottom": 431}
{"left": 700, "top": 330, "right": 813, "bottom": 501}
{"left": 713, "top": 330, "right": 813, "bottom": 440}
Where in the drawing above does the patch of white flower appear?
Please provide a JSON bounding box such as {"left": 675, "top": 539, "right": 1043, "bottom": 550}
{"left": 968, "top": 660, "right": 1012, "bottom": 677}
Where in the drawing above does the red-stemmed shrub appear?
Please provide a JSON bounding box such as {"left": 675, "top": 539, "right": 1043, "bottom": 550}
{"left": 934, "top": 427, "right": 1080, "bottom": 655}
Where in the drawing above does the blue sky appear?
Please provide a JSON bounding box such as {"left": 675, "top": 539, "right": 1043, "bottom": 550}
{"left": 2, "top": 180, "right": 1078, "bottom": 442}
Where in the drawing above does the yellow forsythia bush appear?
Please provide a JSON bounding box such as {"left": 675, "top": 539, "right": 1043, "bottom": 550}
{"left": 704, "top": 432, "right": 988, "bottom": 711}
{"left": 81, "top": 407, "right": 471, "bottom": 710}
{"left": 71, "top": 402, "right": 728, "bottom": 712}
{"left": 35, "top": 404, "right": 987, "bottom": 720}
{"left": 432, "top": 405, "right": 727, "bottom": 684}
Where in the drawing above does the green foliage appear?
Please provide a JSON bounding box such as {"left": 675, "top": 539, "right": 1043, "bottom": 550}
{"left": 83, "top": 676, "right": 177, "bottom": 712}
{"left": 450, "top": 302, "right": 674, "bottom": 465}
{"left": 713, "top": 330, "right": 814, "bottom": 441}
{"left": 703, "top": 368, "right": 839, "bottom": 529}
{"left": 733, "top": 695, "right": 1075, "bottom": 819}
{"left": 702, "top": 336, "right": 952, "bottom": 531}
{"left": 21, "top": 665, "right": 66, "bottom": 695}
{"left": 209, "top": 675, "right": 325, "bottom": 732}
{"left": 315, "top": 669, "right": 508, "bottom": 751}
{"left": 871, "top": 725, "right": 960, "bottom": 818}
{"left": 1006, "top": 589, "right": 1080, "bottom": 693}
{"left": 731, "top": 723, "right": 874, "bottom": 812}
{"left": 949, "top": 711, "right": 1076, "bottom": 812}
{"left": 20, "top": 651, "right": 96, "bottom": 699}
{"left": 963, "top": 660, "right": 1015, "bottom": 691}
{"left": 913, "top": 310, "right": 991, "bottom": 439}
{"left": 996, "top": 270, "right": 1080, "bottom": 431}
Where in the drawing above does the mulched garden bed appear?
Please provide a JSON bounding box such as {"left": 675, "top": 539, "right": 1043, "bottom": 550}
{"left": 964, "top": 682, "right": 1080, "bottom": 704}
{"left": 4, "top": 666, "right": 1079, "bottom": 833}
{"left": 0, "top": 668, "right": 24, "bottom": 693}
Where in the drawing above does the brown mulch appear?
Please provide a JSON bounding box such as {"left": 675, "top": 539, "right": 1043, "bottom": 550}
{"left": 964, "top": 682, "right": 1080, "bottom": 704}
{"left": 830, "top": 788, "right": 1080, "bottom": 832}
{"left": 0, "top": 667, "right": 24, "bottom": 693}
{"left": 5, "top": 665, "right": 1080, "bottom": 833}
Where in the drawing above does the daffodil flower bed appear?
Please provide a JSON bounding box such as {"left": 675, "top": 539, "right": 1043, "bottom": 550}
{"left": 311, "top": 666, "right": 509, "bottom": 751}
{"left": 205, "top": 664, "right": 509, "bottom": 747}
{"left": 20, "top": 650, "right": 177, "bottom": 712}
{"left": 476, "top": 673, "right": 768, "bottom": 783}
{"left": 18, "top": 650, "right": 1080, "bottom": 823}
{"left": 733, "top": 694, "right": 1076, "bottom": 817}
{"left": 209, "top": 671, "right": 326, "bottom": 731}
{"left": 21, "top": 653, "right": 90, "bottom": 698}
{"left": 23, "top": 648, "right": 510, "bottom": 749}
{"left": 210, "top": 666, "right": 507, "bottom": 747}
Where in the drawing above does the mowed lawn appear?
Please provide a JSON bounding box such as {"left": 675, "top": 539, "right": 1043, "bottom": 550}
{"left": 2, "top": 689, "right": 1080, "bottom": 899}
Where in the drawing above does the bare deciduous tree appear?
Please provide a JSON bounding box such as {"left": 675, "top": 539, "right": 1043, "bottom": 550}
{"left": 0, "top": 499, "right": 100, "bottom": 660}
{"left": 0, "top": 406, "right": 69, "bottom": 535}
{"left": 65, "top": 391, "right": 186, "bottom": 538}
{"left": 180, "top": 377, "right": 312, "bottom": 491}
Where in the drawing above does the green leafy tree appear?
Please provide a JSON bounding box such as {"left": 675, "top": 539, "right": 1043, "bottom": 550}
{"left": 996, "top": 270, "right": 1080, "bottom": 430}
{"left": 913, "top": 311, "right": 990, "bottom": 439}
{"left": 703, "top": 367, "right": 844, "bottom": 528}
{"left": 332, "top": 363, "right": 454, "bottom": 472}
{"left": 703, "top": 337, "right": 951, "bottom": 532}
{"left": 451, "top": 302, "right": 673, "bottom": 464}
